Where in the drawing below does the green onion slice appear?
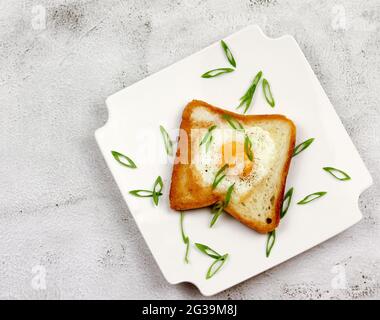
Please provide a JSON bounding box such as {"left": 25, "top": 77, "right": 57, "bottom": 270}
{"left": 262, "top": 78, "right": 275, "bottom": 107}
{"left": 184, "top": 241, "right": 190, "bottom": 264}
{"left": 210, "top": 184, "right": 234, "bottom": 227}
{"left": 180, "top": 212, "right": 188, "bottom": 243}
{"left": 264, "top": 188, "right": 293, "bottom": 257}
{"left": 152, "top": 176, "right": 163, "bottom": 206}
{"left": 180, "top": 212, "right": 190, "bottom": 263}
{"left": 237, "top": 71, "right": 263, "bottom": 114}
{"left": 159, "top": 125, "right": 173, "bottom": 156}
{"left": 195, "top": 243, "right": 222, "bottom": 259}
{"left": 201, "top": 68, "right": 234, "bottom": 78}
{"left": 224, "top": 183, "right": 234, "bottom": 206}
{"left": 265, "top": 188, "right": 293, "bottom": 257}
{"left": 206, "top": 254, "right": 228, "bottom": 279}
{"left": 266, "top": 230, "right": 276, "bottom": 257}
{"left": 211, "top": 200, "right": 224, "bottom": 214}
{"left": 221, "top": 40, "right": 236, "bottom": 68}
{"left": 210, "top": 204, "right": 224, "bottom": 228}
{"left": 111, "top": 151, "right": 137, "bottom": 168}
{"left": 222, "top": 114, "right": 244, "bottom": 131}
{"left": 212, "top": 164, "right": 228, "bottom": 189}
{"left": 244, "top": 135, "right": 254, "bottom": 161}
{"left": 205, "top": 134, "right": 213, "bottom": 152}
{"left": 323, "top": 167, "right": 351, "bottom": 181}
{"left": 280, "top": 187, "right": 294, "bottom": 219}
{"left": 297, "top": 191, "right": 327, "bottom": 205}
{"left": 200, "top": 125, "right": 217, "bottom": 146}
{"left": 293, "top": 138, "right": 314, "bottom": 157}
{"left": 129, "top": 190, "right": 163, "bottom": 197}
{"left": 130, "top": 177, "right": 163, "bottom": 205}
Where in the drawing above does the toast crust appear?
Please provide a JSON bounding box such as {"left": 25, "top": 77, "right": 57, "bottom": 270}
{"left": 169, "top": 100, "right": 296, "bottom": 233}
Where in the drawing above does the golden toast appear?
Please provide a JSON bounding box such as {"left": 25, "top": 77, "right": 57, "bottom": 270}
{"left": 169, "top": 100, "right": 296, "bottom": 233}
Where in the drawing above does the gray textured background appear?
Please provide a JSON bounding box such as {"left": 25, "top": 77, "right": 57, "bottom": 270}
{"left": 0, "top": 0, "right": 379, "bottom": 300}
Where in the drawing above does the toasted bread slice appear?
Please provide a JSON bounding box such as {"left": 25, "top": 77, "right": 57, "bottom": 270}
{"left": 169, "top": 100, "right": 296, "bottom": 233}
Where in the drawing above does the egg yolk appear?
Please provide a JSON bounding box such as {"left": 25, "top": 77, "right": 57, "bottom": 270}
{"left": 221, "top": 141, "right": 253, "bottom": 178}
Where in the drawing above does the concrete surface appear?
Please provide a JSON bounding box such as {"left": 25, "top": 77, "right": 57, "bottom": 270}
{"left": 0, "top": 0, "right": 379, "bottom": 300}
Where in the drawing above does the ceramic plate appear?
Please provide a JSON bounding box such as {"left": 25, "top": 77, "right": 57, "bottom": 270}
{"left": 95, "top": 25, "right": 372, "bottom": 296}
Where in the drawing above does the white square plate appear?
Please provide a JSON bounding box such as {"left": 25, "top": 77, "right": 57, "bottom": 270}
{"left": 95, "top": 26, "right": 372, "bottom": 296}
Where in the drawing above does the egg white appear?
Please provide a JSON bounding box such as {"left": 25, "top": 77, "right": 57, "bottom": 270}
{"left": 193, "top": 123, "right": 276, "bottom": 196}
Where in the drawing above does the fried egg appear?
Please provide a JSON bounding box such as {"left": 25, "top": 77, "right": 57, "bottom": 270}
{"left": 193, "top": 122, "right": 276, "bottom": 196}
